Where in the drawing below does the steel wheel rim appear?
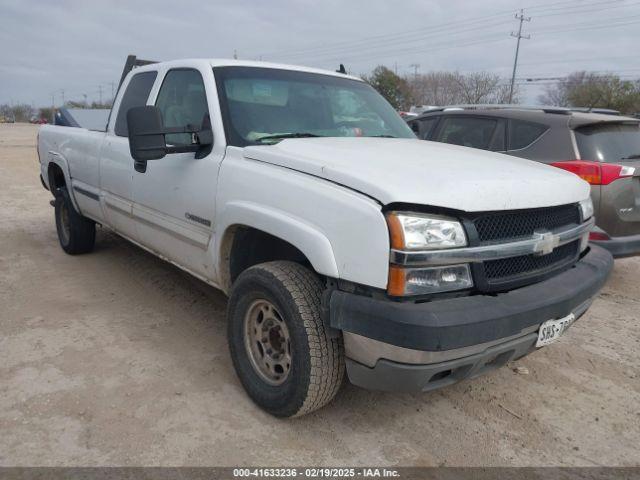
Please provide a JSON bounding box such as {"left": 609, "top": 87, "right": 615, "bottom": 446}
{"left": 59, "top": 202, "right": 71, "bottom": 245}
{"left": 243, "top": 299, "right": 292, "bottom": 386}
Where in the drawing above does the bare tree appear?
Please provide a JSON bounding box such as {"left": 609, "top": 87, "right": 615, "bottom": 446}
{"left": 406, "top": 71, "right": 518, "bottom": 107}
{"left": 0, "top": 103, "right": 35, "bottom": 122}
{"left": 454, "top": 72, "right": 518, "bottom": 104}
{"left": 407, "top": 71, "right": 460, "bottom": 106}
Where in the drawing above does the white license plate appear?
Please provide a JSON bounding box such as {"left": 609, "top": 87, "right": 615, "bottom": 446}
{"left": 536, "top": 313, "right": 576, "bottom": 348}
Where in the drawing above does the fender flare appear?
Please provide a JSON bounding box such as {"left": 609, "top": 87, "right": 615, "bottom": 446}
{"left": 46, "top": 153, "right": 81, "bottom": 212}
{"left": 216, "top": 200, "right": 340, "bottom": 282}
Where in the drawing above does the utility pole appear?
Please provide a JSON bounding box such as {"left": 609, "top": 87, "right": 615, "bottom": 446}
{"left": 60, "top": 89, "right": 65, "bottom": 107}
{"left": 409, "top": 63, "right": 420, "bottom": 81}
{"left": 109, "top": 82, "right": 115, "bottom": 103}
{"left": 509, "top": 9, "right": 530, "bottom": 104}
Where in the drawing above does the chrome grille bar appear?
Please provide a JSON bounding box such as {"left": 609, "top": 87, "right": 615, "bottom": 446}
{"left": 390, "top": 218, "right": 594, "bottom": 267}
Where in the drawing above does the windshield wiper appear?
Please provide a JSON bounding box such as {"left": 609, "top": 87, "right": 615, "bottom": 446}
{"left": 255, "top": 132, "right": 323, "bottom": 142}
{"left": 621, "top": 154, "right": 640, "bottom": 160}
{"left": 370, "top": 135, "right": 397, "bottom": 138}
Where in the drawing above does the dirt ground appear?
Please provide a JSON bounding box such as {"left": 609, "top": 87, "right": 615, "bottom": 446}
{"left": 0, "top": 123, "right": 638, "bottom": 467}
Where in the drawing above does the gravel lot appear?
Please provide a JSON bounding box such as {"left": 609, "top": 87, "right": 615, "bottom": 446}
{"left": 1, "top": 123, "right": 638, "bottom": 467}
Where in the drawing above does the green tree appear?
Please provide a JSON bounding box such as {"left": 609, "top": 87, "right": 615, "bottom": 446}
{"left": 539, "top": 72, "right": 640, "bottom": 114}
{"left": 363, "top": 66, "right": 412, "bottom": 110}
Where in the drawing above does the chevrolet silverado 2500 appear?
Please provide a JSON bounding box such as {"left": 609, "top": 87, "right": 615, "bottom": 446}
{"left": 38, "top": 57, "right": 613, "bottom": 417}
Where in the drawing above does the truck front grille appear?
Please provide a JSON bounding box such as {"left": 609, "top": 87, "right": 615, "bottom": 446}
{"left": 473, "top": 204, "right": 581, "bottom": 244}
{"left": 484, "top": 240, "right": 580, "bottom": 281}
{"left": 468, "top": 204, "right": 583, "bottom": 291}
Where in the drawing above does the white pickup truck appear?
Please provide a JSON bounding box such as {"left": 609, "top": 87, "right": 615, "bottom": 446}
{"left": 38, "top": 56, "right": 613, "bottom": 417}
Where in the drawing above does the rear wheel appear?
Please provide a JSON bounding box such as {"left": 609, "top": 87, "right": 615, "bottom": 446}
{"left": 227, "top": 261, "right": 344, "bottom": 417}
{"left": 54, "top": 187, "right": 96, "bottom": 254}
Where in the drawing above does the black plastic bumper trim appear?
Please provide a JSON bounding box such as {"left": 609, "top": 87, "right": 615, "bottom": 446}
{"left": 73, "top": 185, "right": 99, "bottom": 201}
{"left": 329, "top": 245, "right": 613, "bottom": 352}
{"left": 591, "top": 236, "right": 640, "bottom": 259}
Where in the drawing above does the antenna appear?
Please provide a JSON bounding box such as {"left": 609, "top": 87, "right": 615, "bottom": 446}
{"left": 336, "top": 64, "right": 347, "bottom": 74}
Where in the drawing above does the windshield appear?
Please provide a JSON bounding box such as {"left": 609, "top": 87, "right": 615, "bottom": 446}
{"left": 213, "top": 66, "right": 415, "bottom": 146}
{"left": 574, "top": 122, "right": 640, "bottom": 162}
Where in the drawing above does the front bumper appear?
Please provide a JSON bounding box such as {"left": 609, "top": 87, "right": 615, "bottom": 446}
{"left": 329, "top": 245, "right": 613, "bottom": 392}
{"left": 591, "top": 233, "right": 640, "bottom": 258}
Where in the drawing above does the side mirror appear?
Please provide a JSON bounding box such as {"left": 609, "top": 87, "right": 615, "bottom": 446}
{"left": 127, "top": 106, "right": 167, "bottom": 173}
{"left": 126, "top": 105, "right": 214, "bottom": 173}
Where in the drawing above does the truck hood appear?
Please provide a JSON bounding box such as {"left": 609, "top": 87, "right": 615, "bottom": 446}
{"left": 243, "top": 137, "right": 590, "bottom": 212}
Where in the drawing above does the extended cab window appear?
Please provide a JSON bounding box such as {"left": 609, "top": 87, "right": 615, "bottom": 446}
{"left": 114, "top": 71, "right": 157, "bottom": 137}
{"left": 213, "top": 66, "right": 414, "bottom": 147}
{"left": 508, "top": 120, "right": 548, "bottom": 150}
{"left": 436, "top": 117, "right": 498, "bottom": 149}
{"left": 155, "top": 69, "right": 210, "bottom": 146}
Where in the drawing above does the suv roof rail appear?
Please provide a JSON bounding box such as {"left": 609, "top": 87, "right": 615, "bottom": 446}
{"left": 569, "top": 107, "right": 621, "bottom": 115}
{"left": 434, "top": 104, "right": 572, "bottom": 115}
{"left": 117, "top": 54, "right": 159, "bottom": 91}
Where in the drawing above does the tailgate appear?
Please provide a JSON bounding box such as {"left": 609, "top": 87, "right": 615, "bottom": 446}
{"left": 573, "top": 121, "right": 640, "bottom": 236}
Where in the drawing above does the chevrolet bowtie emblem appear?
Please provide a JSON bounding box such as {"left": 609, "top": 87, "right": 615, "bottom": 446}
{"left": 533, "top": 230, "right": 560, "bottom": 256}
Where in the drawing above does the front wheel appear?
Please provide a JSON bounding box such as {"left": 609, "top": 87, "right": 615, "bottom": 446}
{"left": 54, "top": 187, "right": 96, "bottom": 255}
{"left": 227, "top": 261, "right": 344, "bottom": 417}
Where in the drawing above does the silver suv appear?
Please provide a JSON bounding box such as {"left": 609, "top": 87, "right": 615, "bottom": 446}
{"left": 408, "top": 106, "right": 640, "bottom": 258}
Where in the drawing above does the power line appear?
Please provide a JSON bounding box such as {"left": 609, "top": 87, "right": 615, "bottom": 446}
{"left": 270, "top": 17, "right": 515, "bottom": 62}
{"left": 256, "top": 1, "right": 591, "bottom": 60}
{"left": 509, "top": 9, "right": 531, "bottom": 103}
{"left": 254, "top": 0, "right": 629, "bottom": 63}
{"left": 533, "top": 0, "right": 626, "bottom": 16}
{"left": 266, "top": 3, "right": 640, "bottom": 70}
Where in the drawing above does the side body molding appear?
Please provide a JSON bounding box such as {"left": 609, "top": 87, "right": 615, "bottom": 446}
{"left": 216, "top": 200, "right": 339, "bottom": 279}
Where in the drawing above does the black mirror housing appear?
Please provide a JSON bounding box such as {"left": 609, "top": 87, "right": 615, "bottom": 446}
{"left": 126, "top": 106, "right": 214, "bottom": 172}
{"left": 127, "top": 106, "right": 167, "bottom": 164}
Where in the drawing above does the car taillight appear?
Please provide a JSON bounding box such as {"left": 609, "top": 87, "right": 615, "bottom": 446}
{"left": 551, "top": 160, "right": 636, "bottom": 185}
{"left": 589, "top": 231, "right": 610, "bottom": 241}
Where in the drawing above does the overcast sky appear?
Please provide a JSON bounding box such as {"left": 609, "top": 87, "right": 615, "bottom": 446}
{"left": 1, "top": 0, "right": 638, "bottom": 107}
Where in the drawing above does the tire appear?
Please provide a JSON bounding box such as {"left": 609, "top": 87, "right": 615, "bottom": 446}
{"left": 54, "top": 186, "right": 96, "bottom": 255}
{"left": 227, "top": 261, "right": 344, "bottom": 417}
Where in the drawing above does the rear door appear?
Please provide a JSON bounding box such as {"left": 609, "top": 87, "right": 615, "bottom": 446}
{"left": 100, "top": 70, "right": 158, "bottom": 240}
{"left": 574, "top": 122, "right": 640, "bottom": 236}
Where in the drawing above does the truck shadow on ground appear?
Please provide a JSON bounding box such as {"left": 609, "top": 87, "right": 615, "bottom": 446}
{"left": 88, "top": 228, "right": 507, "bottom": 423}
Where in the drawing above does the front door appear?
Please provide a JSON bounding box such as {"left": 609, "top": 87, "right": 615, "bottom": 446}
{"left": 132, "top": 67, "right": 222, "bottom": 279}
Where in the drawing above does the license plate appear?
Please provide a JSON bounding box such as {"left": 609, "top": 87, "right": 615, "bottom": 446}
{"left": 536, "top": 313, "right": 576, "bottom": 348}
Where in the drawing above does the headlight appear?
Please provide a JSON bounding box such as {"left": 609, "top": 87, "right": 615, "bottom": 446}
{"left": 386, "top": 211, "right": 472, "bottom": 296}
{"left": 579, "top": 197, "right": 594, "bottom": 221}
{"left": 388, "top": 264, "right": 473, "bottom": 296}
{"left": 386, "top": 212, "right": 467, "bottom": 250}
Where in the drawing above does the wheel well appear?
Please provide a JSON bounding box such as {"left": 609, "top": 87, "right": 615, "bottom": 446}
{"left": 224, "top": 226, "right": 312, "bottom": 289}
{"left": 48, "top": 163, "right": 66, "bottom": 191}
